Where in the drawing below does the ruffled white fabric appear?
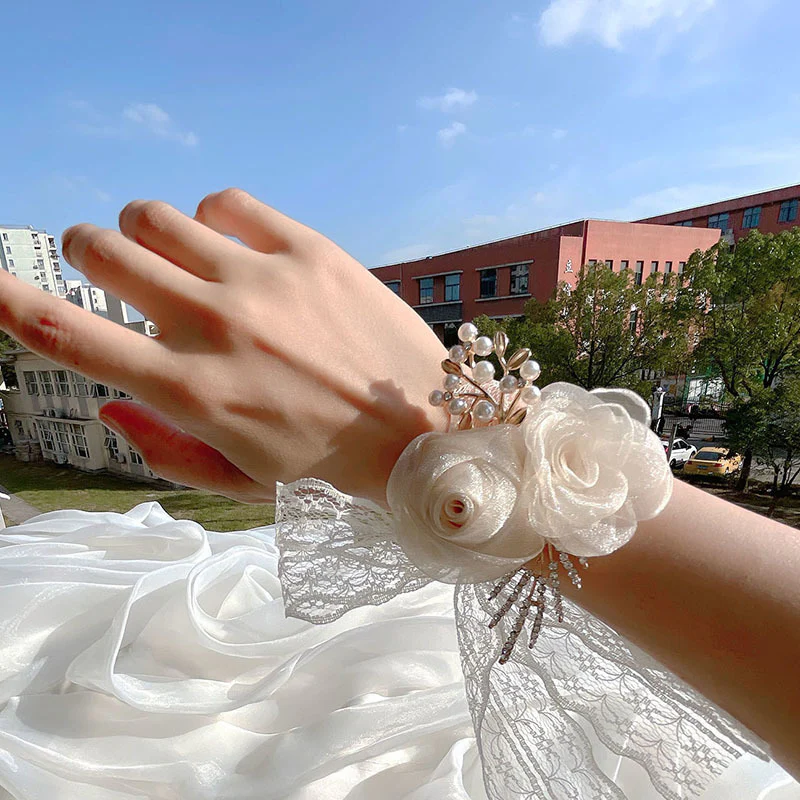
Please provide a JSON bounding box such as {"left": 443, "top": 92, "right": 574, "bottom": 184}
{"left": 0, "top": 503, "right": 795, "bottom": 799}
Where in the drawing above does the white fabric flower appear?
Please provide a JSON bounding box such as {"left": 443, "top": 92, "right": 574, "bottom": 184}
{"left": 387, "top": 425, "right": 544, "bottom": 583}
{"left": 522, "top": 382, "right": 672, "bottom": 557}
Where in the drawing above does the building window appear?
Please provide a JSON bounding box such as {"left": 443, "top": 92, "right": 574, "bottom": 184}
{"left": 36, "top": 259, "right": 44, "bottom": 267}
{"left": 664, "top": 261, "right": 673, "bottom": 273}
{"left": 53, "top": 422, "right": 70, "bottom": 454}
{"left": 604, "top": 259, "right": 613, "bottom": 270}
{"left": 443, "top": 322, "right": 459, "bottom": 347}
{"left": 36, "top": 370, "right": 54, "bottom": 395}
{"left": 588, "top": 259, "right": 598, "bottom": 266}
{"left": 385, "top": 281, "right": 401, "bottom": 295}
{"left": 23, "top": 371, "right": 38, "bottom": 396}
{"left": 419, "top": 277, "right": 434, "bottom": 304}
{"left": 112, "top": 389, "right": 132, "bottom": 399}
{"left": 650, "top": 261, "right": 659, "bottom": 274}
{"left": 129, "top": 449, "right": 144, "bottom": 465}
{"left": 778, "top": 199, "right": 798, "bottom": 223}
{"left": 620, "top": 260, "right": 629, "bottom": 271}
{"left": 71, "top": 373, "right": 91, "bottom": 397}
{"left": 69, "top": 424, "right": 90, "bottom": 458}
{"left": 4, "top": 247, "right": 10, "bottom": 255}
{"left": 510, "top": 264, "right": 529, "bottom": 295}
{"left": 103, "top": 426, "right": 119, "bottom": 460}
{"left": 444, "top": 273, "right": 460, "bottom": 302}
{"left": 13, "top": 420, "right": 23, "bottom": 437}
{"left": 40, "top": 426, "right": 55, "bottom": 453}
{"left": 94, "top": 383, "right": 110, "bottom": 398}
{"left": 7, "top": 259, "right": 13, "bottom": 268}
{"left": 708, "top": 212, "right": 730, "bottom": 231}
{"left": 1, "top": 233, "right": 6, "bottom": 241}
{"left": 53, "top": 370, "right": 70, "bottom": 395}
{"left": 675, "top": 220, "right": 693, "bottom": 227}
{"left": 634, "top": 261, "right": 644, "bottom": 286}
{"left": 678, "top": 261, "right": 686, "bottom": 275}
{"left": 742, "top": 206, "right": 761, "bottom": 229}
{"left": 629, "top": 309, "right": 638, "bottom": 333}
{"left": 480, "top": 269, "right": 497, "bottom": 298}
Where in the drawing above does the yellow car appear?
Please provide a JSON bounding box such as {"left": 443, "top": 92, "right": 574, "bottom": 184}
{"left": 683, "top": 447, "right": 743, "bottom": 477}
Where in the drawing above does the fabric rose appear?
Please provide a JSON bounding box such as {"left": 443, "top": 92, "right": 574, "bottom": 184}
{"left": 386, "top": 425, "right": 544, "bottom": 583}
{"left": 522, "top": 382, "right": 672, "bottom": 557}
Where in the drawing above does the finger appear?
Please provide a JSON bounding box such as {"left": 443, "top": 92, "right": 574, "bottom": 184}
{"left": 0, "top": 270, "right": 168, "bottom": 396}
{"left": 195, "top": 188, "right": 309, "bottom": 254}
{"left": 119, "top": 200, "right": 242, "bottom": 282}
{"left": 61, "top": 223, "right": 208, "bottom": 328}
{"left": 99, "top": 401, "right": 270, "bottom": 503}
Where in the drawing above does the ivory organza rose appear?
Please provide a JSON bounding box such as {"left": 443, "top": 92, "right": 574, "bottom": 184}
{"left": 387, "top": 383, "right": 673, "bottom": 583}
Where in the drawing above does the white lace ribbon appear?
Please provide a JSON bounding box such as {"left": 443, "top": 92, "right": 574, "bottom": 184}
{"left": 276, "top": 478, "right": 768, "bottom": 800}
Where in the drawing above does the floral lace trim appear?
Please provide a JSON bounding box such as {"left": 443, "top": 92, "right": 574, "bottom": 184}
{"left": 275, "top": 479, "right": 430, "bottom": 624}
{"left": 276, "top": 478, "right": 770, "bottom": 800}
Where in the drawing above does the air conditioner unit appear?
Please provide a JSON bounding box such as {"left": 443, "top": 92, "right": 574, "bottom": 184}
{"left": 54, "top": 453, "right": 67, "bottom": 464}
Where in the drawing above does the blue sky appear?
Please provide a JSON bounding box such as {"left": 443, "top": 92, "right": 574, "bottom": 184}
{"left": 1, "top": 0, "right": 797, "bottom": 284}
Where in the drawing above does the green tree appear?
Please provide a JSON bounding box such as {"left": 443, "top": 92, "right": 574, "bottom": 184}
{"left": 0, "top": 331, "right": 19, "bottom": 390}
{"left": 686, "top": 230, "right": 800, "bottom": 488}
{"left": 477, "top": 262, "right": 691, "bottom": 397}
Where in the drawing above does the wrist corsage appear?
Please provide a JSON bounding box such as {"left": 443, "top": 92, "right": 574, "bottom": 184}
{"left": 275, "top": 323, "right": 765, "bottom": 800}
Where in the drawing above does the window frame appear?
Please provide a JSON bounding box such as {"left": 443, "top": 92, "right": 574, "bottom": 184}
{"left": 742, "top": 206, "right": 761, "bottom": 229}
{"left": 444, "top": 273, "right": 460, "bottom": 302}
{"left": 69, "top": 423, "right": 90, "bottom": 459}
{"left": 23, "top": 371, "right": 38, "bottom": 396}
{"left": 480, "top": 268, "right": 498, "bottom": 299}
{"left": 650, "top": 261, "right": 659, "bottom": 274}
{"left": 619, "top": 260, "right": 629, "bottom": 271}
{"left": 418, "top": 277, "right": 434, "bottom": 305}
{"left": 384, "top": 280, "right": 401, "bottom": 296}
{"left": 634, "top": 261, "right": 644, "bottom": 286}
{"left": 70, "top": 373, "right": 91, "bottom": 397}
{"left": 53, "top": 370, "right": 71, "bottom": 395}
{"left": 509, "top": 263, "right": 529, "bottom": 295}
{"left": 129, "top": 449, "right": 144, "bottom": 465}
{"left": 778, "top": 199, "right": 798, "bottom": 223}
{"left": 708, "top": 212, "right": 730, "bottom": 231}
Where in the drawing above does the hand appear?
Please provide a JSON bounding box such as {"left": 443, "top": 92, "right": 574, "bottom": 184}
{"left": 0, "top": 189, "right": 447, "bottom": 503}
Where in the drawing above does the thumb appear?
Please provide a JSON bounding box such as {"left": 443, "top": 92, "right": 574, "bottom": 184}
{"left": 98, "top": 400, "right": 270, "bottom": 503}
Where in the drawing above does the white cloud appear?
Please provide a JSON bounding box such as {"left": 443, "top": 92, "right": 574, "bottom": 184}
{"left": 396, "top": 124, "right": 409, "bottom": 134}
{"left": 419, "top": 88, "right": 477, "bottom": 112}
{"left": 376, "top": 243, "right": 433, "bottom": 264}
{"left": 437, "top": 121, "right": 467, "bottom": 146}
{"left": 49, "top": 174, "right": 111, "bottom": 203}
{"left": 605, "top": 182, "right": 736, "bottom": 221}
{"left": 539, "top": 0, "right": 715, "bottom": 49}
{"left": 68, "top": 99, "right": 198, "bottom": 147}
{"left": 552, "top": 128, "right": 568, "bottom": 140}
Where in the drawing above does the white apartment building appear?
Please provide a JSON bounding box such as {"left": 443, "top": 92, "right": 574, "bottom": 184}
{"left": 0, "top": 347, "right": 162, "bottom": 483}
{"left": 0, "top": 225, "right": 65, "bottom": 296}
{"left": 64, "top": 280, "right": 109, "bottom": 316}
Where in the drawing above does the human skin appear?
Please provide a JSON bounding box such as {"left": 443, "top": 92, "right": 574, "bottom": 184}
{"left": 0, "top": 189, "right": 798, "bottom": 779}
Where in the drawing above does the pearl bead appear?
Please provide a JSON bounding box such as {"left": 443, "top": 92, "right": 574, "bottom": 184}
{"left": 448, "top": 397, "right": 468, "bottom": 416}
{"left": 473, "top": 336, "right": 493, "bottom": 357}
{"left": 428, "top": 390, "right": 445, "bottom": 407}
{"left": 473, "top": 399, "right": 496, "bottom": 422}
{"left": 449, "top": 345, "right": 467, "bottom": 363}
{"left": 457, "top": 322, "right": 478, "bottom": 343}
{"left": 519, "top": 359, "right": 541, "bottom": 381}
{"left": 443, "top": 373, "right": 460, "bottom": 391}
{"left": 473, "top": 360, "right": 495, "bottom": 383}
{"left": 520, "top": 385, "right": 542, "bottom": 404}
{"left": 499, "top": 375, "right": 519, "bottom": 394}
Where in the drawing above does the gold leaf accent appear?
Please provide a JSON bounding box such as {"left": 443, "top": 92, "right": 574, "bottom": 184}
{"left": 506, "top": 407, "right": 528, "bottom": 425}
{"left": 441, "top": 359, "right": 463, "bottom": 375}
{"left": 506, "top": 348, "right": 531, "bottom": 371}
{"left": 493, "top": 331, "right": 509, "bottom": 357}
{"left": 458, "top": 411, "right": 473, "bottom": 430}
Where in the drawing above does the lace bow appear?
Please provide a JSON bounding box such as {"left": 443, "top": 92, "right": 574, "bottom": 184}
{"left": 275, "top": 478, "right": 767, "bottom": 800}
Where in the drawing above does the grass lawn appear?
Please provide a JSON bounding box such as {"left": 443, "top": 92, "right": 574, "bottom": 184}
{"left": 0, "top": 454, "right": 274, "bottom": 531}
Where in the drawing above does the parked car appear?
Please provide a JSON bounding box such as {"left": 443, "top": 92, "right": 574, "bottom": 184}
{"left": 661, "top": 438, "right": 696, "bottom": 468}
{"left": 683, "top": 447, "right": 743, "bottom": 477}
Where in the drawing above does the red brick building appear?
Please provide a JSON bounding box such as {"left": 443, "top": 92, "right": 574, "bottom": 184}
{"left": 637, "top": 183, "right": 800, "bottom": 242}
{"left": 372, "top": 219, "right": 719, "bottom": 344}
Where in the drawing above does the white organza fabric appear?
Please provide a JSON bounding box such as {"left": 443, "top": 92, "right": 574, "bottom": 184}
{"left": 0, "top": 501, "right": 795, "bottom": 799}
{"left": 276, "top": 478, "right": 799, "bottom": 800}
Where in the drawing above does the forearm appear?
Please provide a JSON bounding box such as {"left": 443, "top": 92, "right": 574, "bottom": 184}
{"left": 560, "top": 478, "right": 800, "bottom": 776}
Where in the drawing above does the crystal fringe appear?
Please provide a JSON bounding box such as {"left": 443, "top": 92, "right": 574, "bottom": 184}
{"left": 488, "top": 549, "right": 586, "bottom": 663}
